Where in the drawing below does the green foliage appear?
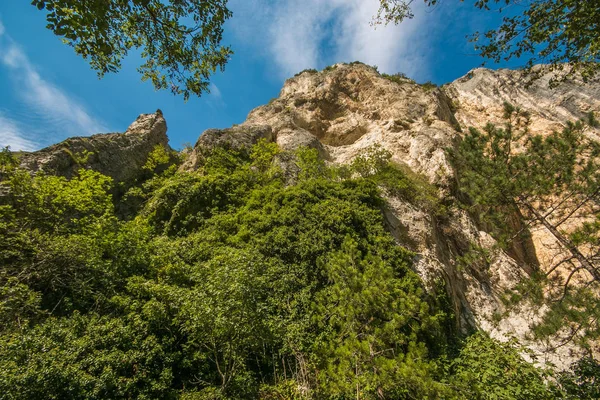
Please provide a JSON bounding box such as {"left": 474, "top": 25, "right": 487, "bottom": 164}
{"left": 0, "top": 146, "right": 19, "bottom": 182}
{"left": 455, "top": 244, "right": 491, "bottom": 273}
{"left": 294, "top": 147, "right": 327, "bottom": 181}
{"left": 420, "top": 81, "right": 438, "bottom": 91}
{"left": 348, "top": 144, "right": 392, "bottom": 179}
{"left": 250, "top": 138, "right": 281, "bottom": 174}
{"left": 313, "top": 237, "right": 446, "bottom": 399}
{"left": 588, "top": 111, "right": 600, "bottom": 128}
{"left": 348, "top": 145, "right": 444, "bottom": 214}
{"left": 31, "top": 0, "right": 232, "bottom": 100}
{"left": 555, "top": 356, "right": 600, "bottom": 399}
{"left": 471, "top": 0, "right": 600, "bottom": 84}
{"left": 450, "top": 332, "right": 553, "bottom": 400}
{"left": 143, "top": 144, "right": 176, "bottom": 174}
{"left": 0, "top": 312, "right": 180, "bottom": 399}
{"left": 0, "top": 143, "right": 559, "bottom": 398}
{"left": 450, "top": 103, "right": 594, "bottom": 246}
{"left": 450, "top": 105, "right": 600, "bottom": 346}
{"left": 0, "top": 278, "right": 43, "bottom": 331}
{"left": 294, "top": 69, "right": 318, "bottom": 77}
{"left": 5, "top": 168, "right": 114, "bottom": 234}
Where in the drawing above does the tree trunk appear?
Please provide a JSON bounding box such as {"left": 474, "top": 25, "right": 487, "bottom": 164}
{"left": 518, "top": 199, "right": 600, "bottom": 282}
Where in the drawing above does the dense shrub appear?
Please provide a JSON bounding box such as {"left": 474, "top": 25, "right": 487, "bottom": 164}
{"left": 0, "top": 142, "right": 568, "bottom": 399}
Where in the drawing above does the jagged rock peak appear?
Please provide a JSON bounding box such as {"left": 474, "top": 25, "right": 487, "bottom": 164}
{"left": 185, "top": 62, "right": 461, "bottom": 185}
{"left": 19, "top": 111, "right": 170, "bottom": 183}
{"left": 186, "top": 62, "right": 600, "bottom": 184}
{"left": 125, "top": 110, "right": 167, "bottom": 137}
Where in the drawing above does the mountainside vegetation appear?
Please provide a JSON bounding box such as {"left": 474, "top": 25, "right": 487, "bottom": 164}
{"left": 2, "top": 139, "right": 594, "bottom": 399}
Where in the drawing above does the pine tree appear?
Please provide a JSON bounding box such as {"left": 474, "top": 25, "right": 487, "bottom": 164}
{"left": 451, "top": 104, "right": 600, "bottom": 344}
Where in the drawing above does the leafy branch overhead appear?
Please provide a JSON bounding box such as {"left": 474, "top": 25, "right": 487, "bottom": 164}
{"left": 31, "top": 0, "right": 232, "bottom": 100}
{"left": 375, "top": 0, "right": 600, "bottom": 83}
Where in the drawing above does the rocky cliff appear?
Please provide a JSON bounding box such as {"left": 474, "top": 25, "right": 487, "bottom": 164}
{"left": 182, "top": 63, "right": 600, "bottom": 369}
{"left": 18, "top": 110, "right": 170, "bottom": 184}
{"left": 17, "top": 62, "right": 600, "bottom": 370}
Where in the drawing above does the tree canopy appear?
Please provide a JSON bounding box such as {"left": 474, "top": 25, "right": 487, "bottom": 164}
{"left": 376, "top": 0, "right": 600, "bottom": 83}
{"left": 31, "top": 0, "right": 232, "bottom": 100}
{"left": 30, "top": 1, "right": 600, "bottom": 98}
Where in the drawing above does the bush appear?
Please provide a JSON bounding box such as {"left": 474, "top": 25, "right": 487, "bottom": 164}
{"left": 381, "top": 72, "right": 415, "bottom": 84}
{"left": 293, "top": 68, "right": 318, "bottom": 77}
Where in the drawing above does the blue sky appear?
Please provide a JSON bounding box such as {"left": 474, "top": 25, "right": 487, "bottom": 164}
{"left": 0, "top": 1, "right": 524, "bottom": 151}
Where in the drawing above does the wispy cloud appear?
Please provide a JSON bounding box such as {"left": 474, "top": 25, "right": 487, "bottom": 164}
{"left": 229, "top": 0, "right": 434, "bottom": 80}
{"left": 0, "top": 113, "right": 36, "bottom": 152}
{"left": 209, "top": 82, "right": 223, "bottom": 101}
{"left": 0, "top": 19, "right": 108, "bottom": 150}
{"left": 206, "top": 82, "right": 225, "bottom": 108}
{"left": 332, "top": 1, "right": 428, "bottom": 77}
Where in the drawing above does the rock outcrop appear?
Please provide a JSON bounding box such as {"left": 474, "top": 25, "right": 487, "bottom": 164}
{"left": 19, "top": 110, "right": 170, "bottom": 184}
{"left": 183, "top": 62, "right": 600, "bottom": 369}
{"left": 446, "top": 65, "right": 600, "bottom": 137}
{"left": 244, "top": 64, "right": 460, "bottom": 186}
{"left": 181, "top": 124, "right": 273, "bottom": 171}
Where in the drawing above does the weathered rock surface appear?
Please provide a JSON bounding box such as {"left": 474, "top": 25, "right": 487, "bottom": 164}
{"left": 183, "top": 64, "right": 460, "bottom": 185}
{"left": 243, "top": 64, "right": 460, "bottom": 186}
{"left": 19, "top": 111, "right": 170, "bottom": 183}
{"left": 446, "top": 66, "right": 600, "bottom": 138}
{"left": 184, "top": 63, "right": 600, "bottom": 369}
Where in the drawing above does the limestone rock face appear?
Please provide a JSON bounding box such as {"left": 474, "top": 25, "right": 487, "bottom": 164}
{"left": 241, "top": 64, "right": 460, "bottom": 185}
{"left": 185, "top": 63, "right": 600, "bottom": 369}
{"left": 182, "top": 64, "right": 460, "bottom": 184}
{"left": 446, "top": 66, "right": 600, "bottom": 138}
{"left": 445, "top": 67, "right": 600, "bottom": 367}
{"left": 19, "top": 111, "right": 170, "bottom": 183}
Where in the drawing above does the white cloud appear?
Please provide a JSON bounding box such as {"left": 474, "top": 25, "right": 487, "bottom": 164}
{"left": 332, "top": 1, "right": 428, "bottom": 78}
{"left": 229, "top": 0, "right": 435, "bottom": 80}
{"left": 0, "top": 19, "right": 108, "bottom": 150}
{"left": 209, "top": 82, "right": 222, "bottom": 100}
{"left": 0, "top": 44, "right": 25, "bottom": 68}
{"left": 0, "top": 20, "right": 5, "bottom": 37}
{"left": 0, "top": 113, "right": 36, "bottom": 151}
{"left": 265, "top": 1, "right": 334, "bottom": 77}
{"left": 207, "top": 82, "right": 226, "bottom": 108}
